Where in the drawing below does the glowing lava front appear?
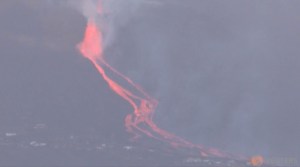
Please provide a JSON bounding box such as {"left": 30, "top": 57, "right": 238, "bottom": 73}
{"left": 77, "top": 1, "right": 243, "bottom": 159}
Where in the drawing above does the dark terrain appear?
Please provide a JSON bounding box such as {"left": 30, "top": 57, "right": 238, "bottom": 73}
{"left": 0, "top": 1, "right": 298, "bottom": 166}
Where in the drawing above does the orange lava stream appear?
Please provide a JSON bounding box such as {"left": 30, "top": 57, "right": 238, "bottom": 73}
{"left": 77, "top": 2, "right": 245, "bottom": 159}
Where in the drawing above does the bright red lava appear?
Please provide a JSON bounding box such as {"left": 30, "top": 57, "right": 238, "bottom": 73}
{"left": 77, "top": 2, "right": 244, "bottom": 159}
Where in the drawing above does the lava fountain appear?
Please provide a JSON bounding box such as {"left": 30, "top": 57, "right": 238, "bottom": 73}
{"left": 77, "top": 0, "right": 244, "bottom": 159}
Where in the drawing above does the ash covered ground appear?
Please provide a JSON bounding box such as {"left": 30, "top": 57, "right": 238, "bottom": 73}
{"left": 0, "top": 132, "right": 261, "bottom": 167}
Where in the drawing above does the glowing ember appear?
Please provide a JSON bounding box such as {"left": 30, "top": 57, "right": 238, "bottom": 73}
{"left": 77, "top": 0, "right": 244, "bottom": 159}
{"left": 250, "top": 155, "right": 264, "bottom": 166}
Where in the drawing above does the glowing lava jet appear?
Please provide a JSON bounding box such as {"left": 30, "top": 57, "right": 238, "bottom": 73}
{"left": 77, "top": 0, "right": 243, "bottom": 159}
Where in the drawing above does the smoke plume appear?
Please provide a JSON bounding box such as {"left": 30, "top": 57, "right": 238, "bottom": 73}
{"left": 69, "top": 0, "right": 159, "bottom": 50}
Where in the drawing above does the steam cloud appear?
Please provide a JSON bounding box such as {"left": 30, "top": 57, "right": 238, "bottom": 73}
{"left": 69, "top": 0, "right": 160, "bottom": 49}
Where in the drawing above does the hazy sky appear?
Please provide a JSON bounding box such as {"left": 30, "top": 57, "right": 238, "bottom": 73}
{"left": 0, "top": 0, "right": 299, "bottom": 162}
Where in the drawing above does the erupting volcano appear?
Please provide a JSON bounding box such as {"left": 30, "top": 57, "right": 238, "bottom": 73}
{"left": 77, "top": 0, "right": 244, "bottom": 160}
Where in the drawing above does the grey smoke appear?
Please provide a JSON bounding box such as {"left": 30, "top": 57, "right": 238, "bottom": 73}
{"left": 69, "top": 0, "right": 160, "bottom": 50}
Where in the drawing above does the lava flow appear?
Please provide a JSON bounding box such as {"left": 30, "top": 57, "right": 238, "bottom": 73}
{"left": 77, "top": 1, "right": 243, "bottom": 159}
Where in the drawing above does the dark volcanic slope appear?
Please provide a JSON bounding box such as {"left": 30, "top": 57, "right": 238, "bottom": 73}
{"left": 0, "top": 2, "right": 244, "bottom": 166}
{"left": 0, "top": 1, "right": 297, "bottom": 167}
